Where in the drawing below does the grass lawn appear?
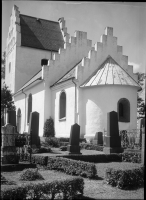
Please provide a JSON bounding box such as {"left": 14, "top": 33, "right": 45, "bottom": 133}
{"left": 1, "top": 161, "right": 144, "bottom": 199}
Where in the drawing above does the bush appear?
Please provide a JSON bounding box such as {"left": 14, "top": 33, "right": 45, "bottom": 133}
{"left": 60, "top": 146, "right": 67, "bottom": 151}
{"left": 58, "top": 154, "right": 122, "bottom": 163}
{"left": 105, "top": 166, "right": 144, "bottom": 189}
{"left": 80, "top": 143, "right": 103, "bottom": 151}
{"left": 31, "top": 155, "right": 48, "bottom": 166}
{"left": 45, "top": 137, "right": 59, "bottom": 147}
{"left": 47, "top": 157, "right": 97, "bottom": 178}
{"left": 32, "top": 146, "right": 52, "bottom": 154}
{"left": 43, "top": 117, "right": 55, "bottom": 137}
{"left": 1, "top": 177, "right": 84, "bottom": 199}
{"left": 19, "top": 168, "right": 44, "bottom": 181}
{"left": 121, "top": 152, "right": 141, "bottom": 163}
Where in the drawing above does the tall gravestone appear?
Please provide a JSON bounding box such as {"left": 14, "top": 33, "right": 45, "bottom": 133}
{"left": 28, "top": 112, "right": 40, "bottom": 147}
{"left": 140, "top": 118, "right": 145, "bottom": 165}
{"left": 93, "top": 132, "right": 103, "bottom": 146}
{"left": 103, "top": 111, "right": 123, "bottom": 154}
{"left": 67, "top": 123, "right": 81, "bottom": 154}
{"left": 1, "top": 124, "right": 19, "bottom": 164}
{"left": 7, "top": 110, "right": 16, "bottom": 127}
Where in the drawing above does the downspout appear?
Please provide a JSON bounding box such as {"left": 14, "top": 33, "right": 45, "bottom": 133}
{"left": 72, "top": 78, "right": 77, "bottom": 124}
{"left": 22, "top": 89, "right": 27, "bottom": 132}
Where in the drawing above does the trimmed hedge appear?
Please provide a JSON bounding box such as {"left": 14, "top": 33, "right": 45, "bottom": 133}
{"left": 47, "top": 157, "right": 97, "bottom": 178}
{"left": 19, "top": 168, "right": 44, "bottom": 181}
{"left": 121, "top": 152, "right": 141, "bottom": 163}
{"left": 57, "top": 154, "right": 122, "bottom": 163}
{"left": 1, "top": 177, "right": 84, "bottom": 199}
{"left": 31, "top": 155, "right": 48, "bottom": 166}
{"left": 105, "top": 166, "right": 144, "bottom": 189}
{"left": 80, "top": 143, "right": 103, "bottom": 151}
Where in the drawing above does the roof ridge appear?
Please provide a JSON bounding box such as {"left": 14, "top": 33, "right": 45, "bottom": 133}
{"left": 20, "top": 14, "right": 59, "bottom": 24}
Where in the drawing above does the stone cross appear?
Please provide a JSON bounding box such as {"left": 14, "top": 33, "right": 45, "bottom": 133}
{"left": 103, "top": 111, "right": 123, "bottom": 154}
{"left": 67, "top": 123, "right": 81, "bottom": 154}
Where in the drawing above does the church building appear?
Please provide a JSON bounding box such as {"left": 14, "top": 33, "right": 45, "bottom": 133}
{"left": 5, "top": 5, "right": 141, "bottom": 140}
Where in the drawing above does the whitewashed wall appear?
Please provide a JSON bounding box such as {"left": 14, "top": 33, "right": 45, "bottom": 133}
{"left": 14, "top": 82, "right": 45, "bottom": 136}
{"left": 80, "top": 85, "right": 138, "bottom": 140}
{"left": 51, "top": 81, "right": 75, "bottom": 137}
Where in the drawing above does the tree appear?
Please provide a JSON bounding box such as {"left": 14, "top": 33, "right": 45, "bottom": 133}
{"left": 136, "top": 72, "right": 145, "bottom": 119}
{"left": 1, "top": 51, "right": 6, "bottom": 79}
{"left": 1, "top": 83, "right": 16, "bottom": 124}
{"left": 43, "top": 117, "right": 55, "bottom": 137}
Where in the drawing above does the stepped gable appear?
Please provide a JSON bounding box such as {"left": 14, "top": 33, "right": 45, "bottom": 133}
{"left": 77, "top": 27, "right": 138, "bottom": 85}
{"left": 20, "top": 15, "right": 64, "bottom": 51}
{"left": 80, "top": 55, "right": 141, "bottom": 89}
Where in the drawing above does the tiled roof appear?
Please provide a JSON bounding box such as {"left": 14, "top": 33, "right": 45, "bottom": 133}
{"left": 80, "top": 56, "right": 141, "bottom": 89}
{"left": 20, "top": 15, "right": 64, "bottom": 51}
{"left": 15, "top": 70, "right": 42, "bottom": 94}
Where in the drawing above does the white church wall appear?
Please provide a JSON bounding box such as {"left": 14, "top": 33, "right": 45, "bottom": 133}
{"left": 51, "top": 81, "right": 75, "bottom": 138}
{"left": 81, "top": 85, "right": 137, "bottom": 140}
{"left": 14, "top": 82, "right": 45, "bottom": 136}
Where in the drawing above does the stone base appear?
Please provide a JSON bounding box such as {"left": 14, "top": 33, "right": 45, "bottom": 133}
{"left": 67, "top": 145, "right": 81, "bottom": 154}
{"left": 1, "top": 155, "right": 19, "bottom": 165}
{"left": 103, "top": 147, "right": 124, "bottom": 154}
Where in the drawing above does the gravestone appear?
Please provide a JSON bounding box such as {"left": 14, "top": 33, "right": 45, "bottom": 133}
{"left": 93, "top": 132, "right": 103, "bottom": 145}
{"left": 103, "top": 111, "right": 123, "bottom": 154}
{"left": 67, "top": 123, "right": 81, "bottom": 154}
{"left": 140, "top": 118, "right": 145, "bottom": 165}
{"left": 7, "top": 110, "right": 16, "bottom": 127}
{"left": 1, "top": 124, "right": 19, "bottom": 164}
{"left": 28, "top": 112, "right": 40, "bottom": 147}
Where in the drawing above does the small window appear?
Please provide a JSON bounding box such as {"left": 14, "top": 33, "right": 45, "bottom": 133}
{"left": 117, "top": 98, "right": 130, "bottom": 122}
{"left": 27, "top": 94, "right": 32, "bottom": 124}
{"left": 59, "top": 91, "right": 66, "bottom": 120}
{"left": 9, "top": 62, "right": 11, "bottom": 73}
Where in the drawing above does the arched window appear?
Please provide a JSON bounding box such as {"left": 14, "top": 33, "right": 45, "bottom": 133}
{"left": 117, "top": 98, "right": 130, "bottom": 122}
{"left": 27, "top": 94, "right": 32, "bottom": 124}
{"left": 17, "top": 108, "right": 21, "bottom": 133}
{"left": 59, "top": 91, "right": 66, "bottom": 120}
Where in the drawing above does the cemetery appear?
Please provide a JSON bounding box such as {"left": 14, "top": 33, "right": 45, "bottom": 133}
{"left": 1, "top": 109, "right": 145, "bottom": 199}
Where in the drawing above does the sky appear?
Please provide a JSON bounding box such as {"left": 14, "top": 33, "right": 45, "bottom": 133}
{"left": 2, "top": 1, "right": 146, "bottom": 73}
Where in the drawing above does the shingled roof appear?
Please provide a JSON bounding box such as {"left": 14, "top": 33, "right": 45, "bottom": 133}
{"left": 20, "top": 14, "right": 64, "bottom": 51}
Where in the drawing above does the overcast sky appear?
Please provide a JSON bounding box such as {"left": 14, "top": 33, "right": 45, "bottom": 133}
{"left": 2, "top": 1, "right": 146, "bottom": 73}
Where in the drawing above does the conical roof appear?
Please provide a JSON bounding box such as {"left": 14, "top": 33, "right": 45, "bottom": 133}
{"left": 80, "top": 56, "right": 141, "bottom": 89}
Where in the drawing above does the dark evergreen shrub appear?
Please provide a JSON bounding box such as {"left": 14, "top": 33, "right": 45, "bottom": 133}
{"left": 43, "top": 117, "right": 55, "bottom": 137}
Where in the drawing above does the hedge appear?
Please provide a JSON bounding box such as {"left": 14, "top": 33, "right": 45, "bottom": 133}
{"left": 80, "top": 143, "right": 103, "bottom": 151}
{"left": 121, "top": 152, "right": 141, "bottom": 163}
{"left": 1, "top": 177, "right": 84, "bottom": 199}
{"left": 20, "top": 154, "right": 48, "bottom": 166}
{"left": 57, "top": 154, "right": 122, "bottom": 163}
{"left": 105, "top": 166, "right": 144, "bottom": 189}
{"left": 47, "top": 157, "right": 97, "bottom": 178}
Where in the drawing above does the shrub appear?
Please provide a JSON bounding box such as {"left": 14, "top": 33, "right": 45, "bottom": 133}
{"left": 105, "top": 166, "right": 144, "bottom": 189}
{"left": 32, "top": 146, "right": 52, "bottom": 154}
{"left": 47, "top": 157, "right": 97, "bottom": 178}
{"left": 60, "top": 146, "right": 67, "bottom": 151}
{"left": 43, "top": 117, "right": 55, "bottom": 137}
{"left": 58, "top": 154, "right": 122, "bottom": 163}
{"left": 45, "top": 137, "right": 59, "bottom": 147}
{"left": 1, "top": 177, "right": 84, "bottom": 200}
{"left": 80, "top": 143, "right": 103, "bottom": 151}
{"left": 121, "top": 152, "right": 141, "bottom": 163}
{"left": 19, "top": 168, "right": 44, "bottom": 181}
{"left": 31, "top": 155, "right": 48, "bottom": 166}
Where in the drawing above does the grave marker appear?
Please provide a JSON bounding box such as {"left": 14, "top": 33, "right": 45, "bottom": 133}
{"left": 103, "top": 111, "right": 123, "bottom": 154}
{"left": 140, "top": 118, "right": 145, "bottom": 166}
{"left": 67, "top": 123, "right": 81, "bottom": 154}
{"left": 93, "top": 132, "right": 103, "bottom": 145}
{"left": 28, "top": 112, "right": 40, "bottom": 147}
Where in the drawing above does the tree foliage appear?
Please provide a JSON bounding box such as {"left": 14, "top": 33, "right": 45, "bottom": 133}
{"left": 1, "top": 51, "right": 6, "bottom": 79}
{"left": 1, "top": 83, "right": 16, "bottom": 112}
{"left": 135, "top": 72, "right": 145, "bottom": 119}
